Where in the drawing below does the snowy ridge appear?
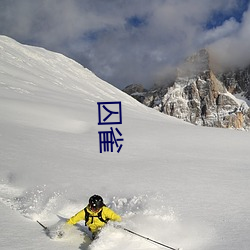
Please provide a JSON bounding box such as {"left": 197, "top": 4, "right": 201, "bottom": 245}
{"left": 0, "top": 36, "right": 250, "bottom": 250}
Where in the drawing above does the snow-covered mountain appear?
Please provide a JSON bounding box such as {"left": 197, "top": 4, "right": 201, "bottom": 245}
{"left": 124, "top": 49, "right": 250, "bottom": 130}
{"left": 0, "top": 36, "right": 250, "bottom": 250}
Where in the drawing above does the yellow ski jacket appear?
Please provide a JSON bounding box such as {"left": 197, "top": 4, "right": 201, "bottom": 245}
{"left": 67, "top": 206, "right": 121, "bottom": 233}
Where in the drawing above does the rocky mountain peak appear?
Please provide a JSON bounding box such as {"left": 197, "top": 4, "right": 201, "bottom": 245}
{"left": 123, "top": 49, "right": 250, "bottom": 130}
{"left": 177, "top": 49, "right": 210, "bottom": 78}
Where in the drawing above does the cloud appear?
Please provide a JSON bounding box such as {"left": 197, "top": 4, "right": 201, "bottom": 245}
{"left": 0, "top": 0, "right": 249, "bottom": 88}
{"left": 200, "top": 18, "right": 240, "bottom": 45}
{"left": 209, "top": 4, "right": 250, "bottom": 69}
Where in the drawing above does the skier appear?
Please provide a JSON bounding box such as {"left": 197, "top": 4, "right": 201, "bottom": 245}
{"left": 66, "top": 194, "right": 121, "bottom": 239}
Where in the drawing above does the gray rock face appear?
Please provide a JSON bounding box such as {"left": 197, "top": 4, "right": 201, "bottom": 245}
{"left": 123, "top": 49, "right": 250, "bottom": 130}
{"left": 218, "top": 66, "right": 250, "bottom": 99}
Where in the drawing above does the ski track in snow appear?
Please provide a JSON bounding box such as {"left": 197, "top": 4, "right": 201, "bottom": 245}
{"left": 0, "top": 180, "right": 211, "bottom": 250}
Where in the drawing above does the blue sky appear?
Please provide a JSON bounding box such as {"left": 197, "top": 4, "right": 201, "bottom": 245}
{"left": 206, "top": 0, "right": 249, "bottom": 28}
{"left": 0, "top": 0, "right": 249, "bottom": 89}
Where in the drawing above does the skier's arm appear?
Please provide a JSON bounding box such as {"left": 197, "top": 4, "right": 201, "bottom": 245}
{"left": 104, "top": 207, "right": 122, "bottom": 222}
{"left": 67, "top": 209, "right": 85, "bottom": 225}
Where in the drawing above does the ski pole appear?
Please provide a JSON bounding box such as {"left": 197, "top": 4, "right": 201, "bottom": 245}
{"left": 37, "top": 220, "right": 48, "bottom": 231}
{"left": 122, "top": 227, "right": 180, "bottom": 250}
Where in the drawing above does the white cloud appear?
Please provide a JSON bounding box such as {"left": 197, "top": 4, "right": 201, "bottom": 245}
{"left": 209, "top": 5, "right": 250, "bottom": 68}
{"left": 0, "top": 0, "right": 249, "bottom": 88}
{"left": 200, "top": 18, "right": 240, "bottom": 45}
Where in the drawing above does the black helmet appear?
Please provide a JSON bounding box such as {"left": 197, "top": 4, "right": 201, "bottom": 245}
{"left": 89, "top": 195, "right": 104, "bottom": 210}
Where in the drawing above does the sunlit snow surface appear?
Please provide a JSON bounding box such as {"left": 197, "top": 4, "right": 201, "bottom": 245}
{"left": 0, "top": 36, "right": 250, "bottom": 250}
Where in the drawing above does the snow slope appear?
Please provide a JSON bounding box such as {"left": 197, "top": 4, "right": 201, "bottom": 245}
{"left": 0, "top": 36, "right": 250, "bottom": 250}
